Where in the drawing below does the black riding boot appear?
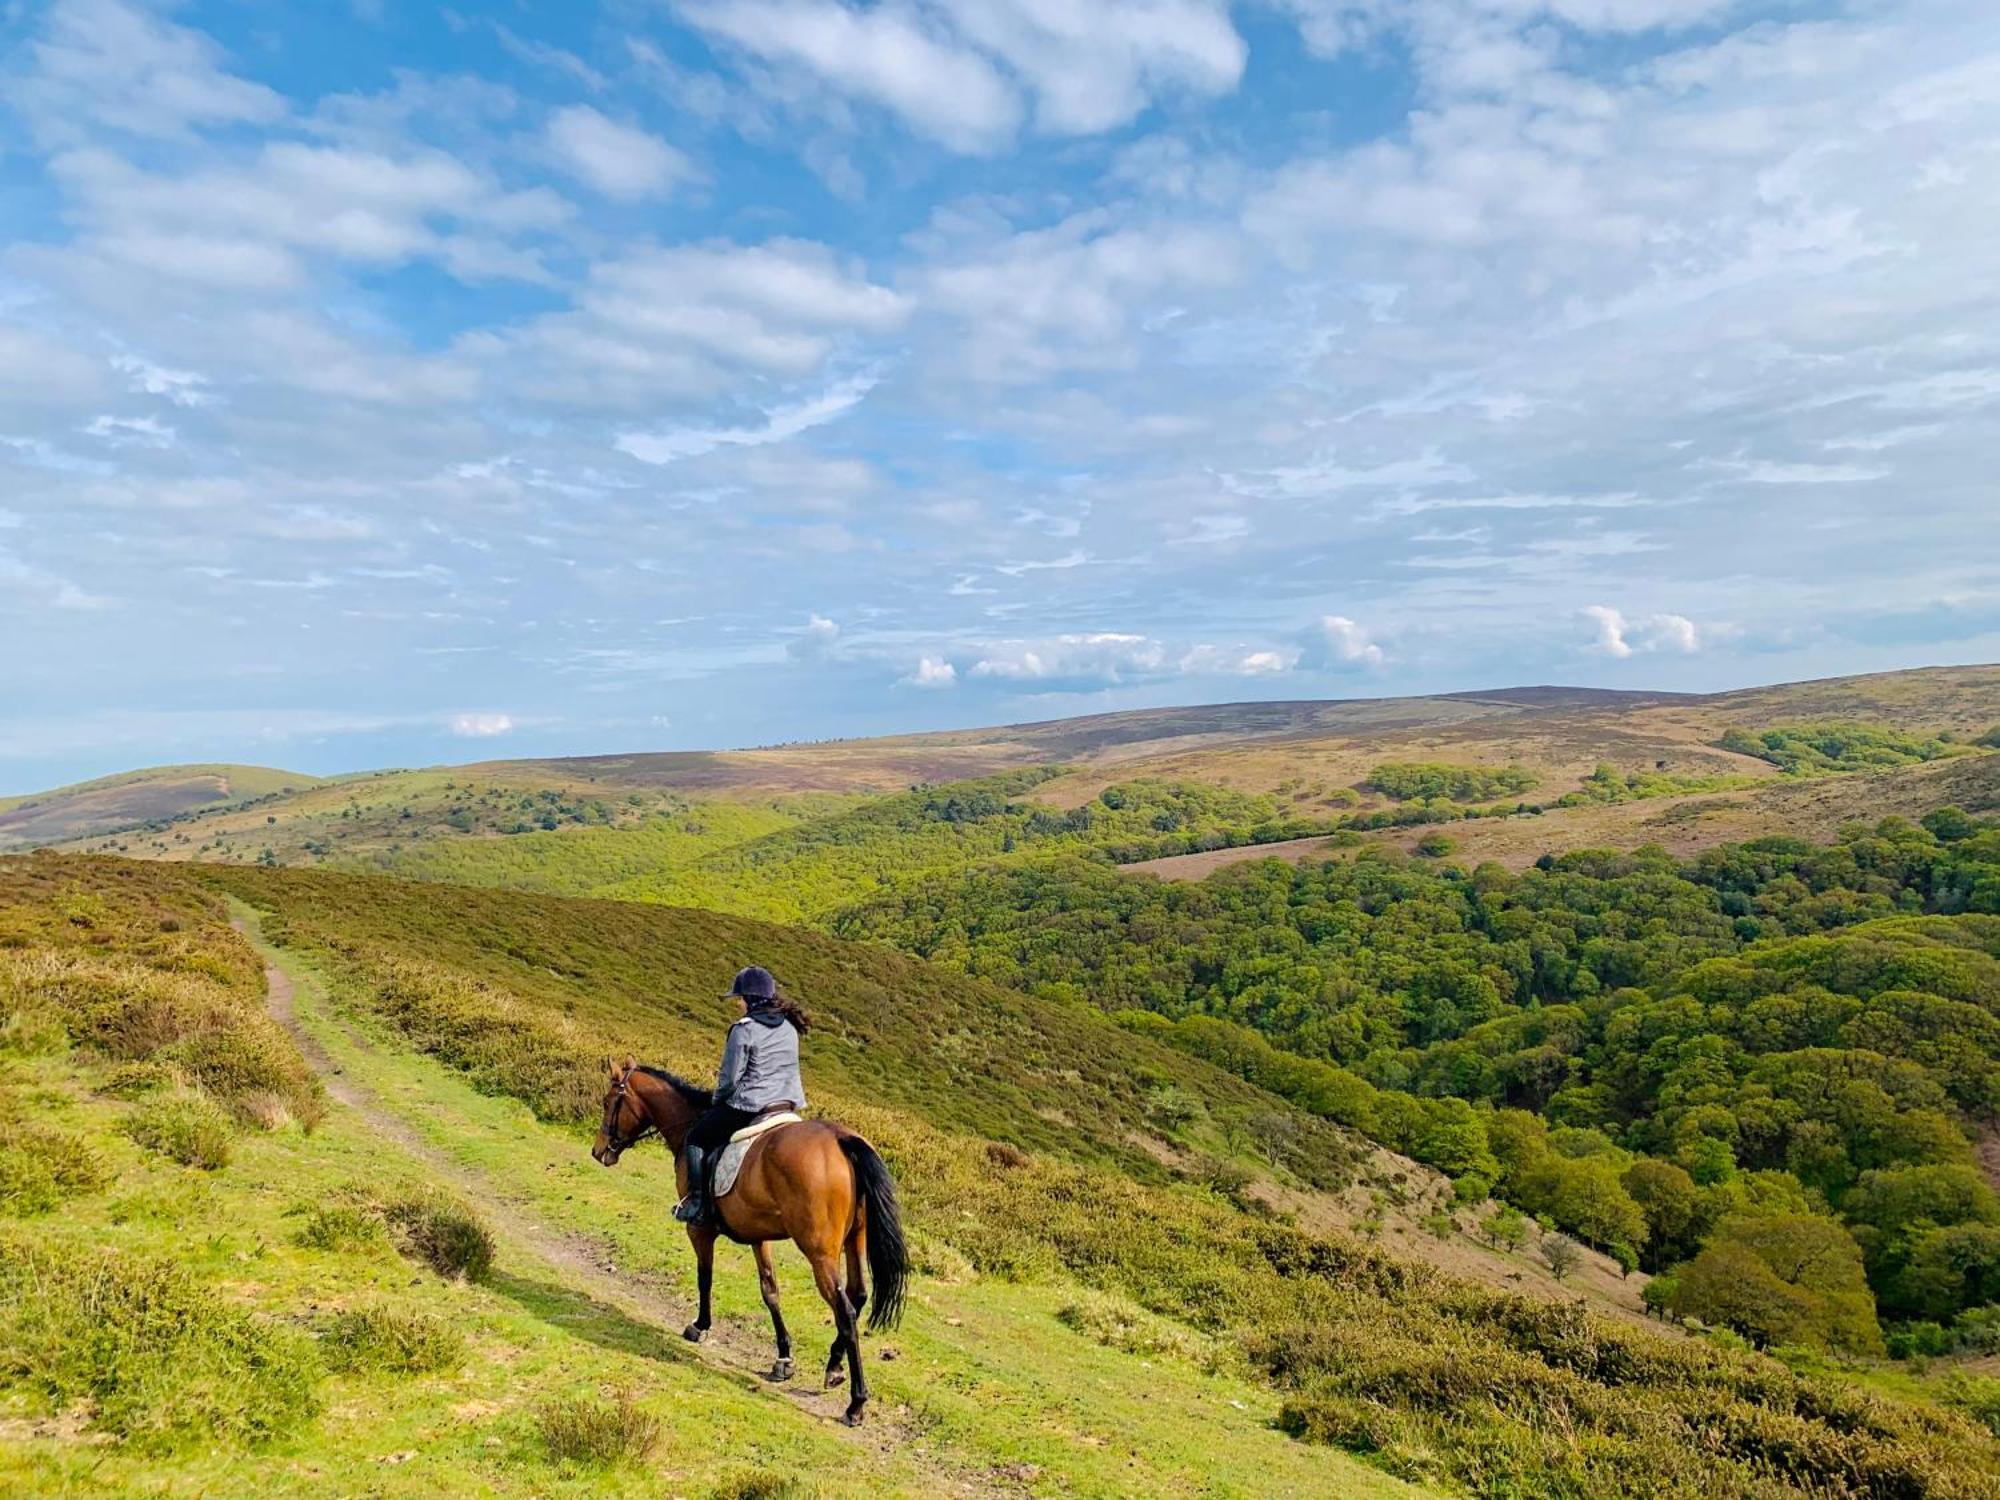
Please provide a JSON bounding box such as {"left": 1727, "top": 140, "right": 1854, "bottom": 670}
{"left": 673, "top": 1143, "right": 711, "bottom": 1223}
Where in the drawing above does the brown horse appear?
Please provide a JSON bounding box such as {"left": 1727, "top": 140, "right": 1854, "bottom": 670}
{"left": 590, "top": 1057, "right": 907, "bottom": 1426}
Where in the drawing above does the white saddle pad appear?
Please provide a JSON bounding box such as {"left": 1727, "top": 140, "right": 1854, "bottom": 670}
{"left": 714, "top": 1112, "right": 802, "bottom": 1199}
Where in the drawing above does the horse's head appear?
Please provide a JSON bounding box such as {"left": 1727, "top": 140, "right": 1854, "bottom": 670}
{"left": 591, "top": 1055, "right": 645, "bottom": 1166}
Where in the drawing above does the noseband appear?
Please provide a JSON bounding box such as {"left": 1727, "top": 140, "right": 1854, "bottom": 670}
{"left": 601, "top": 1073, "right": 658, "bottom": 1154}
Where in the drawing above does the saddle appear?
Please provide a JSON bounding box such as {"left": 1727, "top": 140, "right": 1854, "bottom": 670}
{"left": 712, "top": 1111, "right": 802, "bottom": 1199}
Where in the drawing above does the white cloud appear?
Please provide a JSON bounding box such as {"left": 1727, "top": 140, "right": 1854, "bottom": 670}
{"left": 545, "top": 106, "right": 695, "bottom": 200}
{"left": 617, "top": 370, "right": 881, "bottom": 464}
{"left": 1299, "top": 615, "right": 1385, "bottom": 670}
{"left": 922, "top": 212, "right": 1240, "bottom": 379}
{"left": 787, "top": 612, "right": 842, "bottom": 659}
{"left": 968, "top": 632, "right": 1168, "bottom": 685}
{"left": 1585, "top": 605, "right": 1700, "bottom": 657}
{"left": 82, "top": 414, "right": 174, "bottom": 448}
{"left": 450, "top": 713, "right": 515, "bottom": 737}
{"left": 1180, "top": 644, "right": 1292, "bottom": 676}
{"left": 111, "top": 354, "right": 213, "bottom": 407}
{"left": 17, "top": 0, "right": 285, "bottom": 144}
{"left": 904, "top": 655, "right": 957, "bottom": 689}
{"left": 680, "top": 0, "right": 1245, "bottom": 151}
{"left": 533, "top": 242, "right": 907, "bottom": 407}
{"left": 1586, "top": 604, "right": 1634, "bottom": 657}
{"left": 679, "top": 0, "right": 1022, "bottom": 153}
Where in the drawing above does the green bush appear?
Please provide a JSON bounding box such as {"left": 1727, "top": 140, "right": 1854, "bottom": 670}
{"left": 320, "top": 1304, "right": 463, "bottom": 1374}
{"left": 0, "top": 1237, "right": 320, "bottom": 1448}
{"left": 384, "top": 1191, "right": 494, "bottom": 1281}
{"left": 1057, "top": 1292, "right": 1213, "bottom": 1364}
{"left": 708, "top": 1471, "right": 820, "bottom": 1500}
{"left": 0, "top": 1120, "right": 112, "bottom": 1215}
{"left": 96, "top": 1060, "right": 179, "bottom": 1098}
{"left": 125, "top": 1091, "right": 234, "bottom": 1170}
{"left": 535, "top": 1388, "right": 660, "bottom": 1465}
{"left": 291, "top": 1202, "right": 388, "bottom": 1253}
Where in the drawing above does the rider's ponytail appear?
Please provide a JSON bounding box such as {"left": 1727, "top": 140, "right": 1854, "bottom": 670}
{"left": 772, "top": 995, "right": 812, "bottom": 1034}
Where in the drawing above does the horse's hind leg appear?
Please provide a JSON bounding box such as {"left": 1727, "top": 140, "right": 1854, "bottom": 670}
{"left": 845, "top": 1219, "right": 868, "bottom": 1326}
{"left": 808, "top": 1250, "right": 868, "bottom": 1424}
{"left": 754, "top": 1241, "right": 793, "bottom": 1381}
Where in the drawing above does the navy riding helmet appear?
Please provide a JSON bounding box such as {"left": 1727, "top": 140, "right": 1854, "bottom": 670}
{"left": 726, "top": 965, "right": 778, "bottom": 1002}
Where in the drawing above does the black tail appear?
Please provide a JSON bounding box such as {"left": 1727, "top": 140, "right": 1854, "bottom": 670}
{"left": 840, "top": 1135, "right": 908, "bottom": 1332}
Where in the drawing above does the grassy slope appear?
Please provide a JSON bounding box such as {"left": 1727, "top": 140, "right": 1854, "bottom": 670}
{"left": 0, "top": 764, "right": 320, "bottom": 850}
{"left": 9, "top": 856, "right": 1997, "bottom": 1495}
{"left": 1128, "top": 751, "right": 2000, "bottom": 880}
{"left": 0, "top": 856, "right": 1414, "bottom": 1498}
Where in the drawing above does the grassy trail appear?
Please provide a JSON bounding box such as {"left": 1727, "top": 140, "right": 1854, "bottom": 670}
{"left": 229, "top": 903, "right": 1423, "bottom": 1499}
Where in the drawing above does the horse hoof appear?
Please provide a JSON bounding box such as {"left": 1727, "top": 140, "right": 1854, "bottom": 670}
{"left": 843, "top": 1401, "right": 866, "bottom": 1427}
{"left": 683, "top": 1323, "right": 707, "bottom": 1343}
{"left": 825, "top": 1369, "right": 846, "bottom": 1389}
{"left": 769, "top": 1358, "right": 794, "bottom": 1381}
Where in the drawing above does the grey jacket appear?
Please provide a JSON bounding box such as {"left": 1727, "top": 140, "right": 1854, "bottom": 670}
{"left": 715, "top": 1014, "right": 806, "bottom": 1114}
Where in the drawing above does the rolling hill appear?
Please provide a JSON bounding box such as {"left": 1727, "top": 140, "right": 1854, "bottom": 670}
{"left": 25, "top": 665, "right": 2000, "bottom": 879}
{"left": 7, "top": 850, "right": 1994, "bottom": 1497}
{"left": 0, "top": 763, "right": 320, "bottom": 852}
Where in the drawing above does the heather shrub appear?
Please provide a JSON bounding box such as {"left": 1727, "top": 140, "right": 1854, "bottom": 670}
{"left": 0, "top": 1120, "right": 112, "bottom": 1215}
{"left": 534, "top": 1388, "right": 660, "bottom": 1465}
{"left": 320, "top": 1304, "right": 463, "bottom": 1374}
{"left": 125, "top": 1091, "right": 233, "bottom": 1170}
{"left": 0, "top": 1237, "right": 320, "bottom": 1449}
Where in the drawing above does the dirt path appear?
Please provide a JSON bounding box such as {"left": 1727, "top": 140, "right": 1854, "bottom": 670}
{"left": 235, "top": 918, "right": 1013, "bottom": 1497}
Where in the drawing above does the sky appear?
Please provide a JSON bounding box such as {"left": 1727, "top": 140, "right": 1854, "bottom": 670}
{"left": 2, "top": 0, "right": 1998, "bottom": 790}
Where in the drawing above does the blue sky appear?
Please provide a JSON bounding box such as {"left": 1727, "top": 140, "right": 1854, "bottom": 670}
{"left": 2, "top": 0, "right": 1998, "bottom": 789}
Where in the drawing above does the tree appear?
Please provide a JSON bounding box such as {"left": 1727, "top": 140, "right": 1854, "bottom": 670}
{"left": 1484, "top": 1203, "right": 1528, "bottom": 1252}
{"left": 1670, "top": 1215, "right": 1881, "bottom": 1353}
{"left": 1541, "top": 1232, "right": 1583, "bottom": 1281}
{"left": 1922, "top": 807, "right": 1980, "bottom": 843}
{"left": 1623, "top": 1159, "right": 1701, "bottom": 1272}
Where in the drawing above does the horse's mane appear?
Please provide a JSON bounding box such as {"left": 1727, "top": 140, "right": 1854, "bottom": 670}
{"left": 637, "top": 1065, "right": 713, "bottom": 1108}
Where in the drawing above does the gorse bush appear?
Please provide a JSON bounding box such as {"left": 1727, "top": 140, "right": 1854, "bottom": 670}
{"left": 534, "top": 1388, "right": 660, "bottom": 1466}
{"left": 0, "top": 1236, "right": 320, "bottom": 1449}
{"left": 124, "top": 1090, "right": 234, "bottom": 1170}
{"left": 320, "top": 1303, "right": 464, "bottom": 1374}
{"left": 0, "top": 1118, "right": 112, "bottom": 1215}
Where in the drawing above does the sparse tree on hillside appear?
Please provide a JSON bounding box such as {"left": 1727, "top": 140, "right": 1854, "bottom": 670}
{"left": 1541, "top": 1232, "right": 1583, "bottom": 1281}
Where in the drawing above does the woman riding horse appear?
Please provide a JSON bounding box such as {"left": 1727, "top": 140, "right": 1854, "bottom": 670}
{"left": 674, "top": 965, "right": 806, "bottom": 1224}
{"left": 591, "top": 964, "right": 906, "bottom": 1426}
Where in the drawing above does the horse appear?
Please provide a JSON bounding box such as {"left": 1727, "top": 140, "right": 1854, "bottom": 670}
{"left": 590, "top": 1056, "right": 908, "bottom": 1426}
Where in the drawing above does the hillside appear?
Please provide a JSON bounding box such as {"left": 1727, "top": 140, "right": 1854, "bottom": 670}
{"left": 1, "top": 854, "right": 1435, "bottom": 1497}
{"left": 30, "top": 665, "right": 2000, "bottom": 880}
{"left": 8, "top": 852, "right": 1995, "bottom": 1495}
{"left": 0, "top": 764, "right": 319, "bottom": 852}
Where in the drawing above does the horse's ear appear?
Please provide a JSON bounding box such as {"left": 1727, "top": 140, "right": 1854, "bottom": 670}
{"left": 602, "top": 1054, "right": 617, "bottom": 1075}
{"left": 621, "top": 1053, "right": 637, "bottom": 1074}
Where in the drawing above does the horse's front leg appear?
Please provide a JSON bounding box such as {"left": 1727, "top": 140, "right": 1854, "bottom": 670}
{"left": 684, "top": 1223, "right": 717, "bottom": 1343}
{"left": 754, "top": 1241, "right": 793, "bottom": 1380}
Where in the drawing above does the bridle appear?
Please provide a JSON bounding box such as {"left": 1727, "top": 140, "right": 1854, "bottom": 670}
{"left": 600, "top": 1071, "right": 658, "bottom": 1156}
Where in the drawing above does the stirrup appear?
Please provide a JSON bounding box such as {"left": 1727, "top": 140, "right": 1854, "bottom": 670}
{"left": 672, "top": 1195, "right": 707, "bottom": 1224}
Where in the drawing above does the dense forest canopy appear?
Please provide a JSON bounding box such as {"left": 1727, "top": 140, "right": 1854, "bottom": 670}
{"left": 838, "top": 810, "right": 2000, "bottom": 1351}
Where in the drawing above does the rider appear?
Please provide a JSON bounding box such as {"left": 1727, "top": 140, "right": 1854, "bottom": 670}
{"left": 672, "top": 965, "right": 810, "bottom": 1224}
